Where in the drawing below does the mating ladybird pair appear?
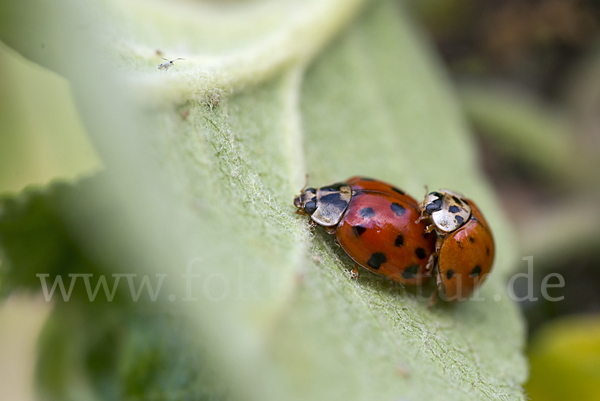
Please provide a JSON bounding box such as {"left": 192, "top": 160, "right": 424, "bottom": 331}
{"left": 294, "top": 177, "right": 495, "bottom": 304}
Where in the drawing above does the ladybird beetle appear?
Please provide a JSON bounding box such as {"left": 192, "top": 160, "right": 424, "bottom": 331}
{"left": 294, "top": 177, "right": 436, "bottom": 285}
{"left": 418, "top": 190, "right": 495, "bottom": 303}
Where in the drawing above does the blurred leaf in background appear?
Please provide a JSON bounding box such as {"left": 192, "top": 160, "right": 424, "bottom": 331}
{"left": 0, "top": 23, "right": 100, "bottom": 401}
{"left": 0, "top": 0, "right": 533, "bottom": 400}
{"left": 0, "top": 42, "right": 101, "bottom": 194}
{"left": 527, "top": 315, "right": 600, "bottom": 401}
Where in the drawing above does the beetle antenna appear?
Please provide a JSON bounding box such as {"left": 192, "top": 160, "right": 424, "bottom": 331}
{"left": 300, "top": 174, "right": 310, "bottom": 192}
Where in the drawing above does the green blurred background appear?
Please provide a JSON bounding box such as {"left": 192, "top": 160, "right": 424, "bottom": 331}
{"left": 2, "top": 0, "right": 600, "bottom": 400}
{"left": 0, "top": 39, "right": 101, "bottom": 401}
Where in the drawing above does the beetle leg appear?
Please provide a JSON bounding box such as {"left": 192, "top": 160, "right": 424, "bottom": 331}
{"left": 428, "top": 271, "right": 444, "bottom": 308}
{"left": 428, "top": 287, "right": 439, "bottom": 308}
{"left": 350, "top": 264, "right": 360, "bottom": 280}
{"left": 425, "top": 253, "right": 438, "bottom": 273}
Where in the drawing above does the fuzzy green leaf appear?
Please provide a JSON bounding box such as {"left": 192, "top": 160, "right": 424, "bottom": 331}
{"left": 0, "top": 0, "right": 527, "bottom": 400}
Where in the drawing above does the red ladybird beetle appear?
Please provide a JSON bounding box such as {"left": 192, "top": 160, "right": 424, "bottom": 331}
{"left": 418, "top": 190, "right": 495, "bottom": 304}
{"left": 294, "top": 177, "right": 436, "bottom": 285}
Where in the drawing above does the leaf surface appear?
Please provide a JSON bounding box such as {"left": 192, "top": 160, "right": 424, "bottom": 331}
{"left": 0, "top": 0, "right": 527, "bottom": 400}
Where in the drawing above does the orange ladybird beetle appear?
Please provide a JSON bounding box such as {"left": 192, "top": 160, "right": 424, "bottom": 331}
{"left": 294, "top": 177, "right": 436, "bottom": 285}
{"left": 418, "top": 190, "right": 495, "bottom": 304}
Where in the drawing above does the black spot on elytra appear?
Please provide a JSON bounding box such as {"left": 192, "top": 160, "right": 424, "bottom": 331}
{"left": 455, "top": 240, "right": 463, "bottom": 249}
{"left": 446, "top": 269, "right": 454, "bottom": 280}
{"left": 359, "top": 207, "right": 375, "bottom": 218}
{"left": 423, "top": 232, "right": 430, "bottom": 239}
{"left": 455, "top": 215, "right": 464, "bottom": 225}
{"left": 449, "top": 205, "right": 459, "bottom": 213}
{"left": 390, "top": 202, "right": 406, "bottom": 217}
{"left": 469, "top": 236, "right": 475, "bottom": 243}
{"left": 304, "top": 200, "right": 317, "bottom": 215}
{"left": 320, "top": 192, "right": 348, "bottom": 211}
{"left": 415, "top": 247, "right": 427, "bottom": 259}
{"left": 367, "top": 253, "right": 386, "bottom": 270}
{"left": 321, "top": 182, "right": 347, "bottom": 192}
{"left": 320, "top": 192, "right": 340, "bottom": 202}
{"left": 486, "top": 247, "right": 490, "bottom": 256}
{"left": 402, "top": 264, "right": 419, "bottom": 279}
{"left": 470, "top": 265, "right": 482, "bottom": 277}
{"left": 360, "top": 177, "right": 375, "bottom": 181}
{"left": 391, "top": 186, "right": 405, "bottom": 196}
{"left": 395, "top": 234, "right": 404, "bottom": 247}
{"left": 352, "top": 225, "right": 367, "bottom": 237}
{"left": 425, "top": 197, "right": 443, "bottom": 214}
